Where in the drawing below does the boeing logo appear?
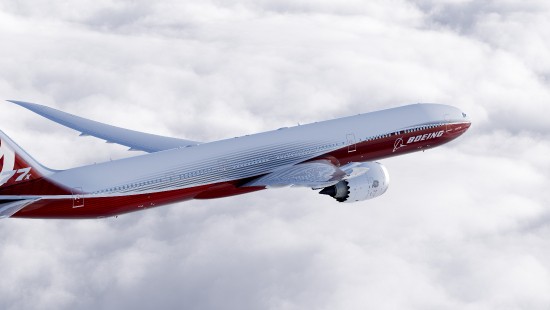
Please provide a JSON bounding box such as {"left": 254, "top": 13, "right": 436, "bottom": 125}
{"left": 406, "top": 130, "right": 444, "bottom": 144}
{"left": 393, "top": 130, "right": 445, "bottom": 153}
{"left": 393, "top": 138, "right": 405, "bottom": 152}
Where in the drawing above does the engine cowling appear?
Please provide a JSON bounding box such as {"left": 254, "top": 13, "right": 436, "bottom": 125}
{"left": 319, "top": 162, "right": 390, "bottom": 203}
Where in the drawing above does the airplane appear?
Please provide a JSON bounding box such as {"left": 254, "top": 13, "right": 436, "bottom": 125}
{"left": 0, "top": 101, "right": 471, "bottom": 219}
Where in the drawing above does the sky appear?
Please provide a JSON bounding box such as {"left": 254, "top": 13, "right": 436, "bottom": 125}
{"left": 0, "top": 0, "right": 549, "bottom": 309}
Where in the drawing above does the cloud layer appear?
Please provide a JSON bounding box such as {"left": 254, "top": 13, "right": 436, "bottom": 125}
{"left": 1, "top": 1, "right": 549, "bottom": 309}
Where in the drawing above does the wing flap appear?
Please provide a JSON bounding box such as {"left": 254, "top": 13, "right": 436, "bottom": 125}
{"left": 8, "top": 100, "right": 201, "bottom": 153}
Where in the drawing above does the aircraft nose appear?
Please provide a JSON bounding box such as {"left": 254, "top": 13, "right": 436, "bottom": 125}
{"left": 459, "top": 111, "right": 472, "bottom": 134}
{"left": 461, "top": 111, "right": 471, "bottom": 125}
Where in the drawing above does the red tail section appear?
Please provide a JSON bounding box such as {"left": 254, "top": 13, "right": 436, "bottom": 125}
{"left": 0, "top": 131, "right": 68, "bottom": 195}
{"left": 1, "top": 138, "right": 42, "bottom": 187}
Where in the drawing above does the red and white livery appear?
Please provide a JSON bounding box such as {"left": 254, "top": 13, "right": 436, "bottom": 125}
{"left": 0, "top": 101, "right": 471, "bottom": 219}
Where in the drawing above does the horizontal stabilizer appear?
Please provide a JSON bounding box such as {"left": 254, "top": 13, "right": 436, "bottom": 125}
{"left": 0, "top": 199, "right": 39, "bottom": 218}
{"left": 8, "top": 100, "right": 201, "bottom": 153}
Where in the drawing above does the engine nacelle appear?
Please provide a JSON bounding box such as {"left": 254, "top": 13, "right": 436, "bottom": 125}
{"left": 319, "top": 162, "right": 390, "bottom": 203}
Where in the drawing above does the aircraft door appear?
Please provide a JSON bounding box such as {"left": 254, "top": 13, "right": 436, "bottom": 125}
{"left": 72, "top": 187, "right": 84, "bottom": 208}
{"left": 347, "top": 134, "right": 356, "bottom": 153}
{"left": 444, "top": 114, "right": 451, "bottom": 133}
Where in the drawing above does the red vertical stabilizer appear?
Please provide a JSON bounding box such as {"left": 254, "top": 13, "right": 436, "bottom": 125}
{"left": 0, "top": 131, "right": 68, "bottom": 195}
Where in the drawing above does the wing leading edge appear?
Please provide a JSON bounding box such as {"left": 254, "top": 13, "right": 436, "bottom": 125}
{"left": 8, "top": 100, "right": 201, "bottom": 153}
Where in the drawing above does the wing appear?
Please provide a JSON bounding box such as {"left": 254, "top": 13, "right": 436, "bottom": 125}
{"left": 243, "top": 160, "right": 369, "bottom": 189}
{"left": 8, "top": 100, "right": 201, "bottom": 153}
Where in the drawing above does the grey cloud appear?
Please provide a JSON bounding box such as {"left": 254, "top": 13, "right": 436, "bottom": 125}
{"left": 413, "top": 0, "right": 550, "bottom": 77}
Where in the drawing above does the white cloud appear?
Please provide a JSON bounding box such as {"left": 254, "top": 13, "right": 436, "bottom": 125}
{"left": 1, "top": 0, "right": 550, "bottom": 309}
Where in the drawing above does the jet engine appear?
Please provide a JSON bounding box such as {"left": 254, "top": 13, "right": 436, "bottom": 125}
{"left": 319, "top": 162, "right": 390, "bottom": 203}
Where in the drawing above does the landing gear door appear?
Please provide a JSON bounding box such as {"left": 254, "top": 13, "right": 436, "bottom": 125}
{"left": 346, "top": 134, "right": 356, "bottom": 153}
{"left": 72, "top": 187, "right": 84, "bottom": 208}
